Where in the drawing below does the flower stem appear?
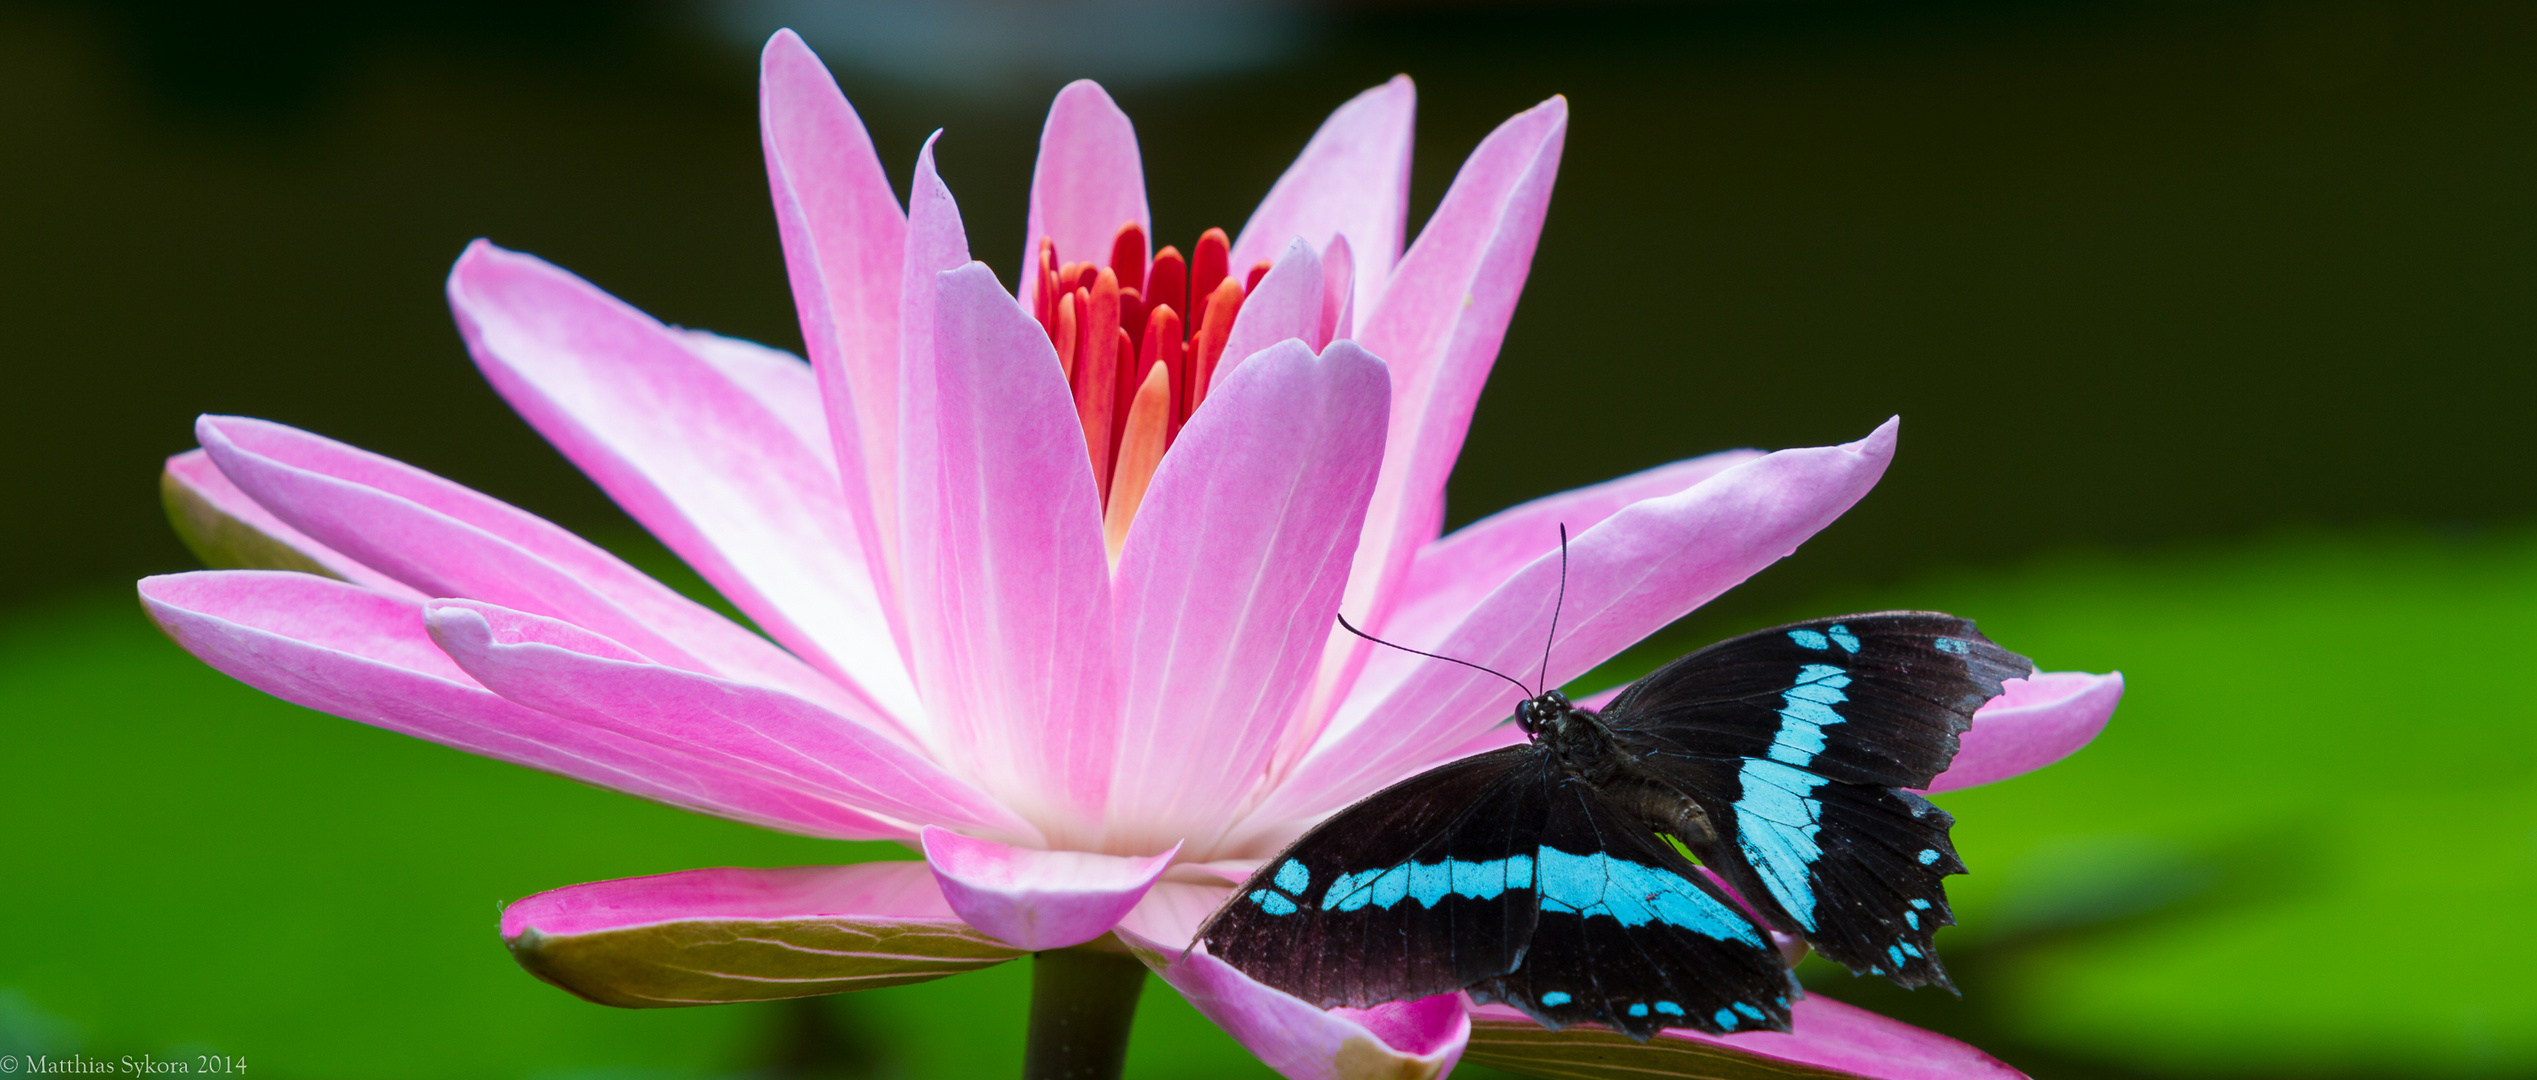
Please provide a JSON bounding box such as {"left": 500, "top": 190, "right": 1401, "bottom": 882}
{"left": 1022, "top": 944, "right": 1147, "bottom": 1080}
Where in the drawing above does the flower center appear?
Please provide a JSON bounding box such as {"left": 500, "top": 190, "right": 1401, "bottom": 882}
{"left": 1033, "top": 221, "right": 1272, "bottom": 562}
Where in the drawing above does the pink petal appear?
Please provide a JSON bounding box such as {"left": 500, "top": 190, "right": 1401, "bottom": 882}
{"left": 1117, "top": 931, "right": 1468, "bottom": 1080}
{"left": 161, "top": 449, "right": 421, "bottom": 599}
{"left": 1310, "top": 96, "right": 1568, "bottom": 747}
{"left": 502, "top": 862, "right": 1022, "bottom": 1007}
{"left": 1254, "top": 421, "right": 1897, "bottom": 832}
{"left": 193, "top": 413, "right": 882, "bottom": 731}
{"left": 139, "top": 571, "right": 905, "bottom": 840}
{"left": 1317, "top": 233, "right": 1355, "bottom": 350}
{"left": 1922, "top": 671, "right": 2125, "bottom": 794}
{"left": 919, "top": 827, "right": 1177, "bottom": 951}
{"left": 759, "top": 30, "right": 909, "bottom": 609}
{"left": 1114, "top": 880, "right": 1235, "bottom": 949}
{"left": 909, "top": 265, "right": 1120, "bottom": 837}
{"left": 1021, "top": 80, "right": 1148, "bottom": 311}
{"left": 1231, "top": 76, "right": 1416, "bottom": 324}
{"left": 1362, "top": 449, "right": 1769, "bottom": 712}
{"left": 1107, "top": 339, "right": 1388, "bottom": 850}
{"left": 1217, "top": 238, "right": 1325, "bottom": 380}
{"left": 425, "top": 600, "right": 1034, "bottom": 841}
{"left": 1464, "top": 996, "right": 2026, "bottom": 1080}
{"left": 673, "top": 330, "right": 833, "bottom": 470}
{"left": 894, "top": 131, "right": 972, "bottom": 642}
{"left": 505, "top": 861, "right": 958, "bottom": 938}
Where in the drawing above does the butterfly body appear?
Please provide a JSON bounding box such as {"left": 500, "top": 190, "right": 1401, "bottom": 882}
{"left": 1198, "top": 612, "right": 2030, "bottom": 1041}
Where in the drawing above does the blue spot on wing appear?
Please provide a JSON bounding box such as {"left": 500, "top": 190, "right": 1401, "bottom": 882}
{"left": 1918, "top": 849, "right": 1941, "bottom": 866}
{"left": 1714, "top": 1008, "right": 1740, "bottom": 1030}
{"left": 1323, "top": 854, "right": 1533, "bottom": 913}
{"left": 1766, "top": 665, "right": 1850, "bottom": 767}
{"left": 1935, "top": 637, "right": 1970, "bottom": 655}
{"left": 1628, "top": 1003, "right": 1649, "bottom": 1017}
{"left": 1274, "top": 859, "right": 1310, "bottom": 894}
{"left": 1248, "top": 889, "right": 1298, "bottom": 915}
{"left": 1534, "top": 848, "right": 1763, "bottom": 945}
{"left": 1655, "top": 1001, "right": 1684, "bottom": 1016}
{"left": 1734, "top": 758, "right": 1830, "bottom": 931}
{"left": 1826, "top": 623, "right": 1860, "bottom": 653}
{"left": 1786, "top": 629, "right": 1830, "bottom": 650}
{"left": 1541, "top": 991, "right": 1572, "bottom": 1007}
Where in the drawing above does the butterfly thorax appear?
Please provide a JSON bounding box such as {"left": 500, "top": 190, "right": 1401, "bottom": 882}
{"left": 1519, "top": 691, "right": 1720, "bottom": 845}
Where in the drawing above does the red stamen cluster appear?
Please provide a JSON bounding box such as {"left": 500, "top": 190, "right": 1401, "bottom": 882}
{"left": 1034, "top": 221, "right": 1273, "bottom": 552}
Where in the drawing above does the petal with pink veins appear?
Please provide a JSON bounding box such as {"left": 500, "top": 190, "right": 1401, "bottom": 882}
{"left": 1463, "top": 996, "right": 2027, "bottom": 1080}
{"left": 759, "top": 30, "right": 908, "bottom": 605}
{"left": 1345, "top": 449, "right": 1767, "bottom": 721}
{"left": 1232, "top": 75, "right": 1416, "bottom": 322}
{"left": 193, "top": 413, "right": 882, "bottom": 731}
{"left": 161, "top": 449, "right": 422, "bottom": 599}
{"left": 672, "top": 330, "right": 833, "bottom": 473}
{"left": 445, "top": 244, "right": 918, "bottom": 728}
{"left": 1317, "top": 234, "right": 1355, "bottom": 350}
{"left": 1386, "top": 449, "right": 1767, "bottom": 648}
{"left": 893, "top": 132, "right": 972, "bottom": 662}
{"left": 1253, "top": 421, "right": 1897, "bottom": 834}
{"left": 1114, "top": 926, "right": 1469, "bottom": 1080}
{"left": 1923, "top": 671, "right": 2124, "bottom": 794}
{"left": 1309, "top": 96, "right": 1569, "bottom": 745}
{"left": 138, "top": 571, "right": 908, "bottom": 840}
{"left": 910, "top": 264, "right": 1121, "bottom": 837}
{"left": 1022, "top": 80, "right": 1148, "bottom": 310}
{"left": 1107, "top": 339, "right": 1388, "bottom": 850}
{"left": 920, "top": 827, "right": 1178, "bottom": 951}
{"left": 425, "top": 601, "right": 1035, "bottom": 841}
{"left": 503, "top": 862, "right": 1022, "bottom": 1008}
{"left": 1218, "top": 238, "right": 1326, "bottom": 380}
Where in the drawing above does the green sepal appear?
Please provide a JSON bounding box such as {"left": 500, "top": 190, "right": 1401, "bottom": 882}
{"left": 161, "top": 465, "right": 343, "bottom": 577}
{"left": 506, "top": 917, "right": 1023, "bottom": 1008}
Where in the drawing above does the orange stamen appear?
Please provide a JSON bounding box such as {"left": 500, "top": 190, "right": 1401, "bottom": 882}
{"left": 1036, "top": 239, "right": 1060, "bottom": 335}
{"left": 1109, "top": 222, "right": 1147, "bottom": 295}
{"left": 1189, "top": 229, "right": 1230, "bottom": 330}
{"left": 1054, "top": 290, "right": 1080, "bottom": 381}
{"left": 1119, "top": 286, "right": 1146, "bottom": 351}
{"left": 1243, "top": 260, "right": 1272, "bottom": 294}
{"left": 1187, "top": 277, "right": 1245, "bottom": 415}
{"left": 1147, "top": 246, "right": 1187, "bottom": 330}
{"left": 1108, "top": 325, "right": 1138, "bottom": 455}
{"left": 1070, "top": 277, "right": 1119, "bottom": 501}
{"left": 1140, "top": 304, "right": 1185, "bottom": 440}
{"left": 1103, "top": 361, "right": 1172, "bottom": 564}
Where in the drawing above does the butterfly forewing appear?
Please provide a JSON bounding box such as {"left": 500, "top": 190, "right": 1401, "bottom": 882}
{"left": 1468, "top": 777, "right": 1797, "bottom": 1040}
{"left": 1198, "top": 747, "right": 1549, "bottom": 1009}
{"left": 1608, "top": 612, "right": 2023, "bottom": 987}
{"left": 1609, "top": 612, "right": 2028, "bottom": 790}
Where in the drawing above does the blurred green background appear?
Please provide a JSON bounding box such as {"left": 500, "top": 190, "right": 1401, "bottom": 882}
{"left": 3, "top": 0, "right": 2531, "bottom": 1077}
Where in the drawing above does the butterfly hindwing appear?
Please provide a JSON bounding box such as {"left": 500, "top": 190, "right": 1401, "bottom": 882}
{"left": 1198, "top": 747, "right": 1549, "bottom": 1009}
{"left": 1468, "top": 776, "right": 1797, "bottom": 1040}
{"left": 1606, "top": 612, "right": 2025, "bottom": 988}
{"left": 1630, "top": 755, "right": 1966, "bottom": 987}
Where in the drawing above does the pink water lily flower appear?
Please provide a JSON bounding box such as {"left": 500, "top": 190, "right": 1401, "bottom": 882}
{"left": 139, "top": 30, "right": 2123, "bottom": 1080}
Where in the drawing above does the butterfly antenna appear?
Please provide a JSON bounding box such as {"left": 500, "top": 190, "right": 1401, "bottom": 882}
{"left": 1335, "top": 612, "right": 1535, "bottom": 700}
{"left": 1537, "top": 523, "right": 1567, "bottom": 698}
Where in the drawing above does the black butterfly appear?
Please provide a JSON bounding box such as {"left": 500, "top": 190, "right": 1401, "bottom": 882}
{"left": 1197, "top": 610, "right": 2030, "bottom": 1040}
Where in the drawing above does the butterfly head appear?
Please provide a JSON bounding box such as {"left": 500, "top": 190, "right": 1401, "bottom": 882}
{"left": 1514, "top": 689, "right": 1579, "bottom": 739}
